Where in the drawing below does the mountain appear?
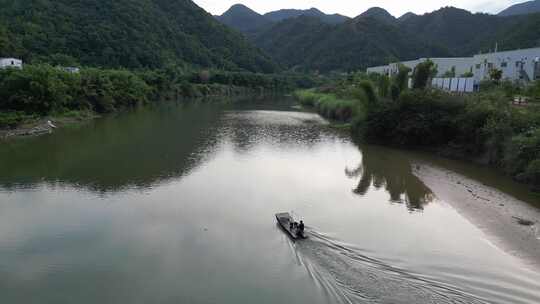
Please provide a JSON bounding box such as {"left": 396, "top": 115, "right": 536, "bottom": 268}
{"left": 263, "top": 8, "right": 349, "bottom": 24}
{"left": 253, "top": 15, "right": 448, "bottom": 72}
{"left": 0, "top": 0, "right": 278, "bottom": 72}
{"left": 398, "top": 7, "right": 521, "bottom": 56}
{"left": 251, "top": 6, "right": 540, "bottom": 72}
{"left": 216, "top": 4, "right": 272, "bottom": 35}
{"left": 357, "top": 7, "right": 396, "bottom": 24}
{"left": 398, "top": 12, "right": 417, "bottom": 22}
{"left": 498, "top": 0, "right": 540, "bottom": 16}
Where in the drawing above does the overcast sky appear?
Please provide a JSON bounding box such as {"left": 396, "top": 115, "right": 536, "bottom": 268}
{"left": 193, "top": 0, "right": 527, "bottom": 17}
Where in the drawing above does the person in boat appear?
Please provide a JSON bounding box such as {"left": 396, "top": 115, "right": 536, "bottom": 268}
{"left": 298, "top": 220, "right": 305, "bottom": 234}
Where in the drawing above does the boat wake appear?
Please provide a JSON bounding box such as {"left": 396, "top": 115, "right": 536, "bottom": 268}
{"left": 291, "top": 230, "right": 488, "bottom": 304}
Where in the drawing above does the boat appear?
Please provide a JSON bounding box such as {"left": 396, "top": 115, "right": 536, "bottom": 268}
{"left": 275, "top": 212, "right": 307, "bottom": 240}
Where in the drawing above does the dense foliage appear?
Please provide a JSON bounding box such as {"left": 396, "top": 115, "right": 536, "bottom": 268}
{"left": 0, "top": 65, "right": 150, "bottom": 116}
{"left": 0, "top": 0, "right": 277, "bottom": 72}
{"left": 295, "top": 73, "right": 540, "bottom": 188}
{"left": 253, "top": 15, "right": 447, "bottom": 72}
{"left": 0, "top": 65, "right": 317, "bottom": 128}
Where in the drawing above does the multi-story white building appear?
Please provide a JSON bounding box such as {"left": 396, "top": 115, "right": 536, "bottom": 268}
{"left": 0, "top": 58, "right": 23, "bottom": 69}
{"left": 472, "top": 47, "right": 540, "bottom": 83}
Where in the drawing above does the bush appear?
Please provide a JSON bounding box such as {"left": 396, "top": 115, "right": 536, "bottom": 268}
{"left": 362, "top": 90, "right": 464, "bottom": 146}
{"left": 294, "top": 89, "right": 363, "bottom": 122}
{"left": 0, "top": 64, "right": 80, "bottom": 114}
{"left": 0, "top": 111, "right": 35, "bottom": 128}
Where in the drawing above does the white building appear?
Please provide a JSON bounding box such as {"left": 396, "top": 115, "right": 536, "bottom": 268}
{"left": 365, "top": 46, "right": 540, "bottom": 92}
{"left": 62, "top": 67, "right": 80, "bottom": 74}
{"left": 472, "top": 47, "right": 540, "bottom": 83}
{"left": 367, "top": 57, "right": 474, "bottom": 78}
{"left": 0, "top": 58, "right": 23, "bottom": 69}
{"left": 366, "top": 65, "right": 389, "bottom": 75}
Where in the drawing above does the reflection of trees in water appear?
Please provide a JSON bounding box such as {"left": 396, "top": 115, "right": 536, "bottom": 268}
{"left": 0, "top": 103, "right": 224, "bottom": 193}
{"left": 346, "top": 145, "right": 435, "bottom": 211}
{"left": 0, "top": 107, "right": 331, "bottom": 194}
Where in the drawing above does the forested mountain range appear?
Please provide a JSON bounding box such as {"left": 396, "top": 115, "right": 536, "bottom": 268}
{"left": 217, "top": 4, "right": 540, "bottom": 72}
{"left": 0, "top": 0, "right": 278, "bottom": 72}
{"left": 216, "top": 5, "right": 349, "bottom": 35}
{"left": 263, "top": 8, "right": 349, "bottom": 24}
{"left": 215, "top": 4, "right": 273, "bottom": 37}
{"left": 498, "top": 0, "right": 540, "bottom": 16}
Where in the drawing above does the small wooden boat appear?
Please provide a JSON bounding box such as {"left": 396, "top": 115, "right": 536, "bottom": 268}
{"left": 275, "top": 212, "right": 307, "bottom": 240}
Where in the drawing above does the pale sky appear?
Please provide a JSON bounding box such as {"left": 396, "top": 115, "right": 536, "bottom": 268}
{"left": 193, "top": 0, "right": 527, "bottom": 17}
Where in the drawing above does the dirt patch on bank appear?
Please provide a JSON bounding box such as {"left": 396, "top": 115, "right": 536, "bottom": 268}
{"left": 413, "top": 163, "right": 540, "bottom": 268}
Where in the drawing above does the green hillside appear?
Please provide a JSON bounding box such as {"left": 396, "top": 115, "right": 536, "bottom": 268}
{"left": 0, "top": 0, "right": 278, "bottom": 72}
{"left": 251, "top": 7, "right": 540, "bottom": 72}
{"left": 253, "top": 15, "right": 448, "bottom": 72}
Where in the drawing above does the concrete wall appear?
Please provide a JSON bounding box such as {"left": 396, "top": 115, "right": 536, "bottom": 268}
{"left": 473, "top": 47, "right": 540, "bottom": 82}
{"left": 366, "top": 65, "right": 390, "bottom": 75}
{"left": 431, "top": 77, "right": 475, "bottom": 93}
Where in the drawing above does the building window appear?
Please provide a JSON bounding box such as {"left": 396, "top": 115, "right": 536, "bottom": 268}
{"left": 475, "top": 64, "right": 481, "bottom": 69}
{"left": 501, "top": 62, "right": 507, "bottom": 68}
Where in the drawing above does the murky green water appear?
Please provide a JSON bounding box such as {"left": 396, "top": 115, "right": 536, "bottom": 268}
{"left": 1, "top": 98, "right": 539, "bottom": 303}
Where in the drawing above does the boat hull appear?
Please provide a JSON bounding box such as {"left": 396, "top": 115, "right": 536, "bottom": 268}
{"left": 275, "top": 213, "right": 306, "bottom": 240}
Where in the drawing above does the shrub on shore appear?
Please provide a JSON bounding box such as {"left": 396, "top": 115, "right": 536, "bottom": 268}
{"left": 296, "top": 72, "right": 540, "bottom": 188}
{"left": 1, "top": 64, "right": 315, "bottom": 128}
{"left": 294, "top": 89, "right": 363, "bottom": 122}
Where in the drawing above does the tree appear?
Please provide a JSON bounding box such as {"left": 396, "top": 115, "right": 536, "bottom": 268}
{"left": 359, "top": 80, "right": 378, "bottom": 107}
{"left": 377, "top": 75, "right": 390, "bottom": 98}
{"left": 412, "top": 60, "right": 436, "bottom": 90}
{"left": 489, "top": 68, "right": 503, "bottom": 83}
{"left": 394, "top": 64, "right": 411, "bottom": 92}
{"left": 442, "top": 66, "right": 456, "bottom": 78}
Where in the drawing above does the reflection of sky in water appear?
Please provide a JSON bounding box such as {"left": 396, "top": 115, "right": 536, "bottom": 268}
{"left": 1, "top": 104, "right": 540, "bottom": 304}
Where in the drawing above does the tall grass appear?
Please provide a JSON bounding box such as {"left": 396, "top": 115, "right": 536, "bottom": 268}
{"left": 294, "top": 89, "right": 364, "bottom": 122}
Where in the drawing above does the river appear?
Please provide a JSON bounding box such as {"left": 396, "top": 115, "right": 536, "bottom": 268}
{"left": 0, "top": 98, "right": 539, "bottom": 304}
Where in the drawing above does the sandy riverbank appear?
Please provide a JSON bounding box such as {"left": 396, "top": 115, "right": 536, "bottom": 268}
{"left": 413, "top": 163, "right": 540, "bottom": 268}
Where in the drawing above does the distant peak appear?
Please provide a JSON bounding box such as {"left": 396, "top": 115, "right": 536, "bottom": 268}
{"left": 307, "top": 7, "right": 323, "bottom": 13}
{"left": 357, "top": 7, "right": 396, "bottom": 23}
{"left": 226, "top": 3, "right": 257, "bottom": 13}
{"left": 398, "top": 12, "right": 417, "bottom": 21}
{"left": 230, "top": 3, "right": 248, "bottom": 9}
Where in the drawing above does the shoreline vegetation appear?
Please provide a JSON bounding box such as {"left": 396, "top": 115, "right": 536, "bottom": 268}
{"left": 295, "top": 64, "right": 540, "bottom": 190}
{"left": 0, "top": 64, "right": 319, "bottom": 138}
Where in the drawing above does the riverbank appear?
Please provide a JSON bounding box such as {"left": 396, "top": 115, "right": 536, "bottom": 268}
{"left": 0, "top": 64, "right": 321, "bottom": 139}
{"left": 0, "top": 111, "right": 98, "bottom": 140}
{"left": 294, "top": 75, "right": 540, "bottom": 190}
{"left": 414, "top": 163, "right": 540, "bottom": 268}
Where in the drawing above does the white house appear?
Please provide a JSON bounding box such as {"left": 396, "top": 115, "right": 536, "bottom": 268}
{"left": 62, "top": 66, "right": 80, "bottom": 74}
{"left": 472, "top": 47, "right": 540, "bottom": 83}
{"left": 0, "top": 58, "right": 23, "bottom": 69}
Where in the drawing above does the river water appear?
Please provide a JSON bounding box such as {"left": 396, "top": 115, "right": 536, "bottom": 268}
{"left": 0, "top": 98, "right": 539, "bottom": 304}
